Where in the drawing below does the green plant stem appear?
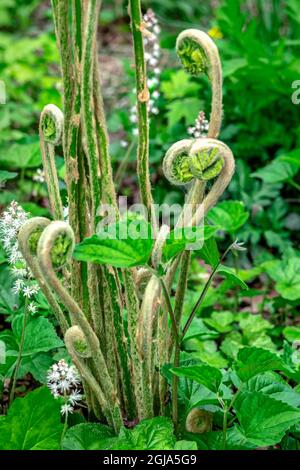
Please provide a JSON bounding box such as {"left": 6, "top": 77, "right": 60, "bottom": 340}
{"left": 115, "top": 140, "right": 135, "bottom": 188}
{"left": 222, "top": 405, "right": 228, "bottom": 450}
{"left": 60, "top": 405, "right": 68, "bottom": 447}
{"left": 288, "top": 179, "right": 300, "bottom": 192}
{"left": 181, "top": 242, "right": 233, "bottom": 340}
{"left": 9, "top": 298, "right": 29, "bottom": 404}
{"left": 172, "top": 342, "right": 181, "bottom": 432}
{"left": 81, "top": 0, "right": 101, "bottom": 230}
{"left": 128, "top": 0, "right": 155, "bottom": 227}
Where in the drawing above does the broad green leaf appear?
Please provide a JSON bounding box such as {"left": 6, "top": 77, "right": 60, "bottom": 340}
{"left": 221, "top": 331, "right": 243, "bottom": 359}
{"left": 0, "top": 140, "right": 42, "bottom": 169}
{"left": 174, "top": 440, "right": 198, "bottom": 450}
{"left": 217, "top": 265, "right": 248, "bottom": 290}
{"left": 162, "top": 225, "right": 217, "bottom": 263}
{"left": 20, "top": 353, "right": 54, "bottom": 384}
{"left": 190, "top": 426, "right": 255, "bottom": 450}
{"left": 0, "top": 387, "right": 63, "bottom": 450}
{"left": 252, "top": 152, "right": 300, "bottom": 184}
{"left": 264, "top": 257, "right": 300, "bottom": 301}
{"left": 166, "top": 98, "right": 200, "bottom": 127}
{"left": 197, "top": 236, "right": 220, "bottom": 268}
{"left": 0, "top": 170, "right": 17, "bottom": 183}
{"left": 244, "top": 372, "right": 300, "bottom": 408}
{"left": 115, "top": 417, "right": 175, "bottom": 450}
{"left": 161, "top": 70, "right": 199, "bottom": 100}
{"left": 235, "top": 347, "right": 284, "bottom": 382}
{"left": 283, "top": 326, "right": 300, "bottom": 343}
{"left": 207, "top": 200, "right": 249, "bottom": 234}
{"left": 73, "top": 219, "right": 154, "bottom": 268}
{"left": 62, "top": 423, "right": 114, "bottom": 450}
{"left": 171, "top": 364, "right": 222, "bottom": 393}
{"left": 12, "top": 315, "right": 63, "bottom": 356}
{"left": 182, "top": 317, "right": 219, "bottom": 342}
{"left": 235, "top": 391, "right": 300, "bottom": 446}
{"left": 204, "top": 311, "right": 234, "bottom": 333}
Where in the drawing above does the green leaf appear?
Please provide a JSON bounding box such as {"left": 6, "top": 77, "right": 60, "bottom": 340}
{"left": 166, "top": 98, "right": 200, "bottom": 127}
{"left": 207, "top": 200, "right": 249, "bottom": 234}
{"left": 235, "top": 391, "right": 300, "bottom": 446}
{"left": 283, "top": 326, "right": 300, "bottom": 343}
{"left": 0, "top": 387, "right": 63, "bottom": 449}
{"left": 73, "top": 218, "right": 154, "bottom": 268}
{"left": 0, "top": 170, "right": 17, "bottom": 183}
{"left": 235, "top": 347, "right": 284, "bottom": 382}
{"left": 62, "top": 423, "right": 114, "bottom": 450}
{"left": 12, "top": 315, "right": 64, "bottom": 356}
{"left": 252, "top": 153, "right": 300, "bottom": 184}
{"left": 161, "top": 70, "right": 199, "bottom": 100}
{"left": 244, "top": 372, "right": 300, "bottom": 408}
{"left": 174, "top": 440, "right": 198, "bottom": 450}
{"left": 204, "top": 311, "right": 234, "bottom": 333}
{"left": 197, "top": 236, "right": 220, "bottom": 268}
{"left": 217, "top": 265, "right": 248, "bottom": 290}
{"left": 190, "top": 426, "right": 255, "bottom": 450}
{"left": 264, "top": 257, "right": 300, "bottom": 301}
{"left": 115, "top": 417, "right": 175, "bottom": 450}
{"left": 0, "top": 140, "right": 42, "bottom": 169}
{"left": 170, "top": 364, "right": 222, "bottom": 393}
{"left": 162, "top": 225, "right": 217, "bottom": 263}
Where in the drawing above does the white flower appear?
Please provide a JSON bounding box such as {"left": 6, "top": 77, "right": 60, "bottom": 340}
{"left": 68, "top": 389, "right": 82, "bottom": 406}
{"left": 12, "top": 279, "right": 25, "bottom": 294}
{"left": 33, "top": 168, "right": 45, "bottom": 183}
{"left": 61, "top": 403, "right": 74, "bottom": 416}
{"left": 22, "top": 284, "right": 39, "bottom": 298}
{"left": 28, "top": 302, "right": 38, "bottom": 314}
{"left": 120, "top": 140, "right": 128, "bottom": 148}
{"left": 11, "top": 266, "right": 27, "bottom": 278}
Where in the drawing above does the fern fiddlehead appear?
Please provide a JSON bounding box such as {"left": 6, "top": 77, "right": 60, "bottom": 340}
{"left": 39, "top": 104, "right": 64, "bottom": 220}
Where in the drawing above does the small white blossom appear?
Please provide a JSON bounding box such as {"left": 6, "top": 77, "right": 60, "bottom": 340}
{"left": 69, "top": 389, "right": 83, "bottom": 406}
{"left": 12, "top": 278, "right": 25, "bottom": 294}
{"left": 28, "top": 302, "right": 38, "bottom": 314}
{"left": 33, "top": 168, "right": 45, "bottom": 183}
{"left": 47, "top": 360, "right": 83, "bottom": 414}
{"left": 61, "top": 403, "right": 74, "bottom": 416}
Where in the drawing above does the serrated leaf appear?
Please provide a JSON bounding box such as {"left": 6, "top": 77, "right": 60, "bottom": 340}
{"left": 166, "top": 98, "right": 200, "bottom": 127}
{"left": 12, "top": 315, "right": 63, "bottom": 355}
{"left": 208, "top": 200, "right": 249, "bottom": 234}
{"left": 197, "top": 236, "right": 220, "bottom": 268}
{"left": 189, "top": 426, "right": 255, "bottom": 450}
{"left": 62, "top": 423, "right": 114, "bottom": 450}
{"left": 0, "top": 387, "right": 63, "bottom": 449}
{"left": 0, "top": 140, "right": 42, "bottom": 169}
{"left": 264, "top": 257, "right": 300, "bottom": 301}
{"left": 171, "top": 364, "right": 222, "bottom": 393}
{"left": 204, "top": 311, "right": 234, "bottom": 333}
{"left": 235, "top": 347, "right": 284, "bottom": 382}
{"left": 162, "top": 225, "right": 217, "bottom": 263}
{"left": 252, "top": 153, "right": 300, "bottom": 184}
{"left": 73, "top": 218, "right": 154, "bottom": 268}
{"left": 244, "top": 371, "right": 300, "bottom": 408}
{"left": 235, "top": 391, "right": 300, "bottom": 446}
{"left": 174, "top": 440, "right": 198, "bottom": 450}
